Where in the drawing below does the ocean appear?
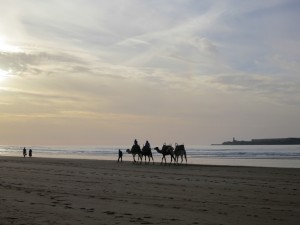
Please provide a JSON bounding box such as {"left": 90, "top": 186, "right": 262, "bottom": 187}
{"left": 1, "top": 145, "right": 300, "bottom": 168}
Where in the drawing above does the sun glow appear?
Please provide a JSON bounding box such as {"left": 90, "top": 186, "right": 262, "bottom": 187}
{"left": 0, "top": 69, "right": 10, "bottom": 82}
{"left": 0, "top": 36, "right": 22, "bottom": 53}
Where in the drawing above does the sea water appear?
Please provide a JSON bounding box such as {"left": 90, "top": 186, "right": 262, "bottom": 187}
{"left": 1, "top": 145, "right": 300, "bottom": 168}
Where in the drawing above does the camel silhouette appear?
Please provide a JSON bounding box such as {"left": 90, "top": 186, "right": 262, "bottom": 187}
{"left": 126, "top": 145, "right": 142, "bottom": 163}
{"left": 154, "top": 144, "right": 175, "bottom": 165}
{"left": 174, "top": 143, "right": 187, "bottom": 164}
{"left": 141, "top": 145, "right": 154, "bottom": 164}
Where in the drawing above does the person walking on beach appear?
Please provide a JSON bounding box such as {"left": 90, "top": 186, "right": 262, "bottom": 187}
{"left": 29, "top": 149, "right": 32, "bottom": 157}
{"left": 23, "top": 147, "right": 27, "bottom": 157}
{"left": 118, "top": 149, "right": 123, "bottom": 162}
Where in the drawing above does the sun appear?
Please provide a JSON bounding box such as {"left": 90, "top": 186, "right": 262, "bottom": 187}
{"left": 0, "top": 36, "right": 22, "bottom": 53}
{"left": 0, "top": 69, "right": 10, "bottom": 82}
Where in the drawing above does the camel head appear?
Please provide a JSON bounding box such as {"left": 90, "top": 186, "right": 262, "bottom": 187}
{"left": 154, "top": 147, "right": 161, "bottom": 153}
{"left": 126, "top": 149, "right": 131, "bottom": 153}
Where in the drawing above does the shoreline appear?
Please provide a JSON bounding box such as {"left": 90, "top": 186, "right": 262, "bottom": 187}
{"left": 1, "top": 156, "right": 299, "bottom": 225}
{"left": 1, "top": 153, "right": 300, "bottom": 168}
{"left": 1, "top": 144, "right": 300, "bottom": 168}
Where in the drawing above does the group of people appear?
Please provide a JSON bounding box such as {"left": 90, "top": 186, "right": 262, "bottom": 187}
{"left": 23, "top": 147, "right": 33, "bottom": 157}
{"left": 117, "top": 139, "right": 151, "bottom": 162}
{"left": 134, "top": 139, "right": 150, "bottom": 149}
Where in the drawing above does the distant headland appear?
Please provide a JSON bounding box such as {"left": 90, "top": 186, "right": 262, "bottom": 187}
{"left": 213, "top": 137, "right": 300, "bottom": 145}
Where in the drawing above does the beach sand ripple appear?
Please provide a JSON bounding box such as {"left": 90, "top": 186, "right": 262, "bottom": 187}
{"left": 0, "top": 157, "right": 299, "bottom": 225}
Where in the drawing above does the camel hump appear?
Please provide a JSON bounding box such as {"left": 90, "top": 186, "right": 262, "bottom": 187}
{"left": 132, "top": 144, "right": 141, "bottom": 152}
{"left": 175, "top": 144, "right": 185, "bottom": 152}
{"left": 142, "top": 145, "right": 150, "bottom": 150}
{"left": 175, "top": 143, "right": 184, "bottom": 147}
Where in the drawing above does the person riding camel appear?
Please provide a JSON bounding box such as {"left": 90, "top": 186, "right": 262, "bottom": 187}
{"left": 145, "top": 140, "right": 151, "bottom": 149}
{"left": 134, "top": 139, "right": 138, "bottom": 146}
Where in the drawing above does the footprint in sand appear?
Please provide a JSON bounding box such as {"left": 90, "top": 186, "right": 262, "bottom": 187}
{"left": 104, "top": 211, "right": 115, "bottom": 215}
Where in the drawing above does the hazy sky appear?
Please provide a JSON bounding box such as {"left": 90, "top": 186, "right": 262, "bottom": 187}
{"left": 0, "top": 0, "right": 299, "bottom": 146}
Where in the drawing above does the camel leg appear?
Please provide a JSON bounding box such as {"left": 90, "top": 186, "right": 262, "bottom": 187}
{"left": 170, "top": 155, "right": 175, "bottom": 165}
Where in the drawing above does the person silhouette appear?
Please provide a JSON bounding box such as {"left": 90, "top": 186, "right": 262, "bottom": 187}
{"left": 145, "top": 140, "right": 151, "bottom": 149}
{"left": 23, "top": 147, "right": 27, "bottom": 157}
{"left": 118, "top": 149, "right": 123, "bottom": 162}
{"left": 134, "top": 139, "right": 138, "bottom": 146}
{"left": 29, "top": 149, "right": 32, "bottom": 157}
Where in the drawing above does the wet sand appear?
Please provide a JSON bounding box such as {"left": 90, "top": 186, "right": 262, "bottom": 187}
{"left": 0, "top": 156, "right": 299, "bottom": 225}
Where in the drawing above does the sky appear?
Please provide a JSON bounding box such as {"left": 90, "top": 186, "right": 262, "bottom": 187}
{"left": 0, "top": 0, "right": 299, "bottom": 146}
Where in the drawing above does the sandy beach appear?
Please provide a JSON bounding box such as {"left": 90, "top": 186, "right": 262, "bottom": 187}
{"left": 0, "top": 156, "right": 299, "bottom": 225}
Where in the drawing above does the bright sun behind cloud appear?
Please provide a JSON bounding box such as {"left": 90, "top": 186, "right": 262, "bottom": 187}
{"left": 0, "top": 69, "right": 9, "bottom": 81}
{"left": 0, "top": 36, "right": 20, "bottom": 82}
{"left": 0, "top": 36, "right": 22, "bottom": 53}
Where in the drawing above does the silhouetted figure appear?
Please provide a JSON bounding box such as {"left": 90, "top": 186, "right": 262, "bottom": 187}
{"left": 23, "top": 147, "right": 27, "bottom": 157}
{"left": 118, "top": 149, "right": 123, "bottom": 162}
{"left": 142, "top": 145, "right": 154, "bottom": 164}
{"left": 127, "top": 145, "right": 142, "bottom": 163}
{"left": 174, "top": 143, "right": 187, "bottom": 164}
{"left": 154, "top": 144, "right": 176, "bottom": 165}
{"left": 145, "top": 140, "right": 150, "bottom": 149}
{"left": 29, "top": 149, "right": 32, "bottom": 157}
{"left": 134, "top": 139, "right": 138, "bottom": 146}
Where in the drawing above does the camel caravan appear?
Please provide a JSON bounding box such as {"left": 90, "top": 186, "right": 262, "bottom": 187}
{"left": 126, "top": 139, "right": 187, "bottom": 165}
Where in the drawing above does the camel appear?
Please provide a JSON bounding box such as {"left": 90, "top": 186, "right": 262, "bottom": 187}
{"left": 126, "top": 145, "right": 142, "bottom": 163}
{"left": 174, "top": 143, "right": 187, "bottom": 164}
{"left": 154, "top": 144, "right": 176, "bottom": 165}
{"left": 141, "top": 145, "right": 154, "bottom": 164}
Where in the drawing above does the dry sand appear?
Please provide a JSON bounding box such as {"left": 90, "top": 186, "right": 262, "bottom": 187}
{"left": 0, "top": 156, "right": 299, "bottom": 225}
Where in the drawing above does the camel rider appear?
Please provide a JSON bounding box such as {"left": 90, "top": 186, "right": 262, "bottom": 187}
{"left": 134, "top": 139, "right": 138, "bottom": 146}
{"left": 145, "top": 140, "right": 150, "bottom": 149}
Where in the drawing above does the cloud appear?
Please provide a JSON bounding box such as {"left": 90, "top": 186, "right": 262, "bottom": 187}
{"left": 0, "top": 0, "right": 299, "bottom": 144}
{"left": 206, "top": 71, "right": 300, "bottom": 106}
{"left": 0, "top": 50, "right": 88, "bottom": 77}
